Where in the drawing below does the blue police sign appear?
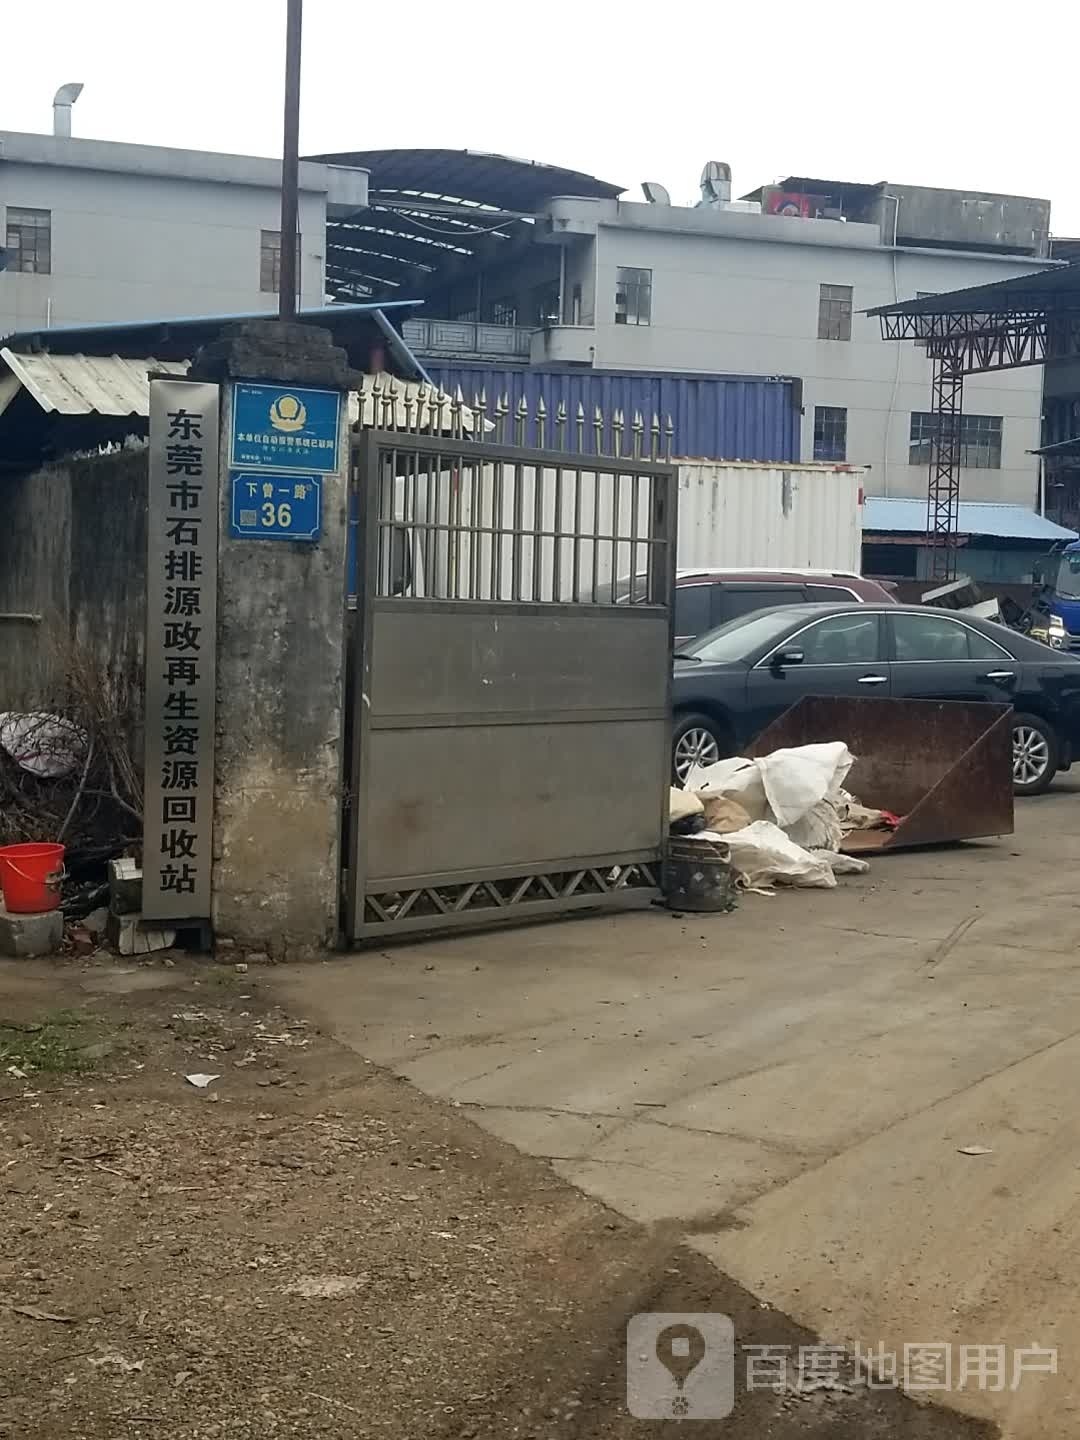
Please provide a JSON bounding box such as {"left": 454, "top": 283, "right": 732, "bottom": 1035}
{"left": 229, "top": 472, "right": 322, "bottom": 542}
{"left": 230, "top": 383, "right": 341, "bottom": 474}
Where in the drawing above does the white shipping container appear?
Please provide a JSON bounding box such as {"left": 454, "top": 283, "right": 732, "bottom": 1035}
{"left": 379, "top": 458, "right": 866, "bottom": 601}
{"left": 675, "top": 461, "right": 865, "bottom": 575}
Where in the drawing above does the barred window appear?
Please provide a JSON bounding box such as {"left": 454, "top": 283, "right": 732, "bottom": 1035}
{"left": 909, "top": 412, "right": 1002, "bottom": 470}
{"left": 5, "top": 208, "right": 51, "bottom": 274}
{"left": 615, "top": 267, "right": 652, "bottom": 326}
{"left": 817, "top": 283, "right": 852, "bottom": 341}
{"left": 813, "top": 405, "right": 847, "bottom": 462}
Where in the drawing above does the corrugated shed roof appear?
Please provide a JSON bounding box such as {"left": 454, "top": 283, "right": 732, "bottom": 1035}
{"left": 0, "top": 350, "right": 478, "bottom": 432}
{"left": 0, "top": 350, "right": 189, "bottom": 417}
{"left": 864, "top": 496, "right": 1076, "bottom": 542}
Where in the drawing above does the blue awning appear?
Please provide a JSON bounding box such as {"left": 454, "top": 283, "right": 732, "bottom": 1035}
{"left": 863, "top": 497, "right": 1077, "bottom": 543}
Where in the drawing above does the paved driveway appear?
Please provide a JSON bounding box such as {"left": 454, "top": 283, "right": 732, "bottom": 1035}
{"left": 273, "top": 780, "right": 1080, "bottom": 1437}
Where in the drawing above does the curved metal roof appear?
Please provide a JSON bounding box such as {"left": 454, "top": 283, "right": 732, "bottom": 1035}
{"left": 306, "top": 147, "right": 623, "bottom": 303}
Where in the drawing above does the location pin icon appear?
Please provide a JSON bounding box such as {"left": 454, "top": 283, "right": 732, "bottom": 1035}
{"left": 656, "top": 1323, "right": 707, "bottom": 1416}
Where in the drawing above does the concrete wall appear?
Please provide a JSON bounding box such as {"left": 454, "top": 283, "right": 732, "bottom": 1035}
{"left": 0, "top": 137, "right": 328, "bottom": 334}
{"left": 0, "top": 449, "right": 147, "bottom": 710}
{"left": 542, "top": 199, "right": 1046, "bottom": 506}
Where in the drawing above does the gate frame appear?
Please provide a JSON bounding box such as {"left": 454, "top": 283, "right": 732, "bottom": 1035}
{"left": 345, "top": 427, "right": 677, "bottom": 941}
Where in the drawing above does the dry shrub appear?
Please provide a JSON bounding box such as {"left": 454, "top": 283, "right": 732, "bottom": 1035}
{"left": 0, "top": 627, "right": 142, "bottom": 861}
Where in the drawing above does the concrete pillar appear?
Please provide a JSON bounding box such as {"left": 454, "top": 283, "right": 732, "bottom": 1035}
{"left": 191, "top": 321, "right": 353, "bottom": 957}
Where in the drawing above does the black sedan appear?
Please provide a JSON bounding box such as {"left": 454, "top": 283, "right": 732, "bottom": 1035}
{"left": 672, "top": 603, "right": 1080, "bottom": 795}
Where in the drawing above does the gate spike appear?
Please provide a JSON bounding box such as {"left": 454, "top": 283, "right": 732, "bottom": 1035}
{"left": 384, "top": 375, "right": 399, "bottom": 430}
{"left": 404, "top": 386, "right": 417, "bottom": 433}
{"left": 536, "top": 394, "right": 547, "bottom": 449}
{"left": 516, "top": 394, "right": 528, "bottom": 448}
{"left": 613, "top": 408, "right": 625, "bottom": 457}
{"left": 576, "top": 401, "right": 586, "bottom": 455}
{"left": 555, "top": 400, "right": 567, "bottom": 452}
{"left": 650, "top": 411, "right": 661, "bottom": 460}
{"left": 368, "top": 373, "right": 383, "bottom": 431}
{"left": 665, "top": 413, "right": 674, "bottom": 461}
{"left": 453, "top": 384, "right": 465, "bottom": 440}
{"left": 593, "top": 405, "right": 605, "bottom": 457}
{"left": 495, "top": 391, "right": 509, "bottom": 445}
{"left": 632, "top": 409, "right": 644, "bottom": 459}
{"left": 476, "top": 386, "right": 488, "bottom": 442}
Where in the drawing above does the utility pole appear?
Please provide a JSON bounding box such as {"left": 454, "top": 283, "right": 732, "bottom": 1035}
{"left": 279, "top": 0, "right": 303, "bottom": 321}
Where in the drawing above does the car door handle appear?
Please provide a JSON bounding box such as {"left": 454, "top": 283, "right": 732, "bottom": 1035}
{"left": 980, "top": 671, "right": 1015, "bottom": 683}
{"left": 857, "top": 674, "right": 888, "bottom": 685}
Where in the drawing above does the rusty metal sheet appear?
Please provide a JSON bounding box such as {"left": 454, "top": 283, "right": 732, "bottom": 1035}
{"left": 745, "top": 695, "right": 1014, "bottom": 850}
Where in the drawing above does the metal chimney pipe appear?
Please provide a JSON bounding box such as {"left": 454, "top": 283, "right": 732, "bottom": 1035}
{"left": 52, "top": 83, "right": 84, "bottom": 137}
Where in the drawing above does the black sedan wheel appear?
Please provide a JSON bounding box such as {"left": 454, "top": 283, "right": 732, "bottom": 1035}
{"left": 1012, "top": 712, "right": 1059, "bottom": 796}
{"left": 672, "top": 712, "right": 726, "bottom": 786}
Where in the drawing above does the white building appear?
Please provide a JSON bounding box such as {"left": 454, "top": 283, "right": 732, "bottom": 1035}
{"left": 345, "top": 157, "right": 1053, "bottom": 511}
{"left": 537, "top": 193, "right": 1049, "bottom": 504}
{"left": 0, "top": 129, "right": 368, "bottom": 334}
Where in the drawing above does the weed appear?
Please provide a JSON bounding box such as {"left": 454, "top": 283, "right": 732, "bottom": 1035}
{"left": 0, "top": 1010, "right": 98, "bottom": 1075}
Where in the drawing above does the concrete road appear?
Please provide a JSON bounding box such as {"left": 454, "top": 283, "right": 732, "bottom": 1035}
{"left": 273, "top": 780, "right": 1080, "bottom": 1437}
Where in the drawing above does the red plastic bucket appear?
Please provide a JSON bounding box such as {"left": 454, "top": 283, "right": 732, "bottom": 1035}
{"left": 0, "top": 843, "right": 65, "bottom": 914}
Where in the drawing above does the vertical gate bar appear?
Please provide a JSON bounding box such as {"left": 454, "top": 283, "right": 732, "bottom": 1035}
{"left": 532, "top": 456, "right": 545, "bottom": 603}
{"left": 610, "top": 469, "right": 621, "bottom": 604}
{"left": 492, "top": 455, "right": 504, "bottom": 600}
{"left": 433, "top": 447, "right": 444, "bottom": 599}
{"left": 630, "top": 469, "right": 641, "bottom": 604}
{"left": 572, "top": 457, "right": 583, "bottom": 604}
{"left": 346, "top": 428, "right": 381, "bottom": 940}
{"left": 451, "top": 446, "right": 463, "bottom": 600}
{"left": 469, "top": 453, "right": 481, "bottom": 601}
{"left": 553, "top": 459, "right": 564, "bottom": 602}
{"left": 511, "top": 451, "right": 524, "bottom": 601}
{"left": 591, "top": 463, "right": 603, "bottom": 604}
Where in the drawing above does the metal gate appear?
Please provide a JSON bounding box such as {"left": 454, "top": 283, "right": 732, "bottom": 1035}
{"left": 345, "top": 424, "right": 676, "bottom": 940}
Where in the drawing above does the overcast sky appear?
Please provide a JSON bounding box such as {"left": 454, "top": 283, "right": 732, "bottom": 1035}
{"left": 5, "top": 0, "right": 1076, "bottom": 234}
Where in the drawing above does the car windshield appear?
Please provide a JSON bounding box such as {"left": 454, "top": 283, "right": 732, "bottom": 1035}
{"left": 677, "top": 607, "right": 805, "bottom": 663}
{"left": 1053, "top": 552, "right": 1080, "bottom": 600}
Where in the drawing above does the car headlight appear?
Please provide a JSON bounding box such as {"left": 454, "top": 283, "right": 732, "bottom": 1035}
{"left": 1050, "top": 616, "right": 1067, "bottom": 648}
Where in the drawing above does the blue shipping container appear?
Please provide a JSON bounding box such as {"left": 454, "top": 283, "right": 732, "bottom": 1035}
{"left": 417, "top": 363, "right": 800, "bottom": 464}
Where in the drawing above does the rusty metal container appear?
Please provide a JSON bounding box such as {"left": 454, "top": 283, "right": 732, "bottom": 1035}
{"left": 744, "top": 696, "right": 1014, "bottom": 852}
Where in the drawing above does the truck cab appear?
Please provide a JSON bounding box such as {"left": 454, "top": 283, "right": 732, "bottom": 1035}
{"left": 1032, "top": 542, "right": 1080, "bottom": 651}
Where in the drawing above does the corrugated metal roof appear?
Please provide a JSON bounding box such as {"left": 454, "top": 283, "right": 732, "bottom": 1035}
{"left": 0, "top": 350, "right": 189, "bottom": 417}
{"left": 864, "top": 496, "right": 1077, "bottom": 542}
{"left": 0, "top": 350, "right": 476, "bottom": 432}
{"left": 867, "top": 262, "right": 1073, "bottom": 319}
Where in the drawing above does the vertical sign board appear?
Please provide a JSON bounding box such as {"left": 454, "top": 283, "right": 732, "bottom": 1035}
{"left": 143, "top": 378, "right": 220, "bottom": 922}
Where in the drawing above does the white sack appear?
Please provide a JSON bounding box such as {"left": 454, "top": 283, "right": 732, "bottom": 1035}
{"left": 684, "top": 757, "right": 769, "bottom": 821}
{"left": 721, "top": 820, "right": 838, "bottom": 890}
{"left": 0, "top": 712, "right": 87, "bottom": 779}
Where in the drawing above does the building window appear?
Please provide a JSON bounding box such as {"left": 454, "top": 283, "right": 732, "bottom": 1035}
{"left": 817, "top": 283, "right": 852, "bottom": 341}
{"left": 909, "top": 412, "right": 1002, "bottom": 470}
{"left": 260, "top": 229, "right": 300, "bottom": 294}
{"left": 813, "top": 405, "right": 847, "bottom": 462}
{"left": 490, "top": 300, "right": 518, "bottom": 326}
{"left": 615, "top": 266, "right": 652, "bottom": 326}
{"left": 5, "top": 207, "right": 51, "bottom": 274}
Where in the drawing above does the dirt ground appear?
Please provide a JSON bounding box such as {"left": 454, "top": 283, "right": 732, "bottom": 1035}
{"left": 0, "top": 955, "right": 993, "bottom": 1440}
